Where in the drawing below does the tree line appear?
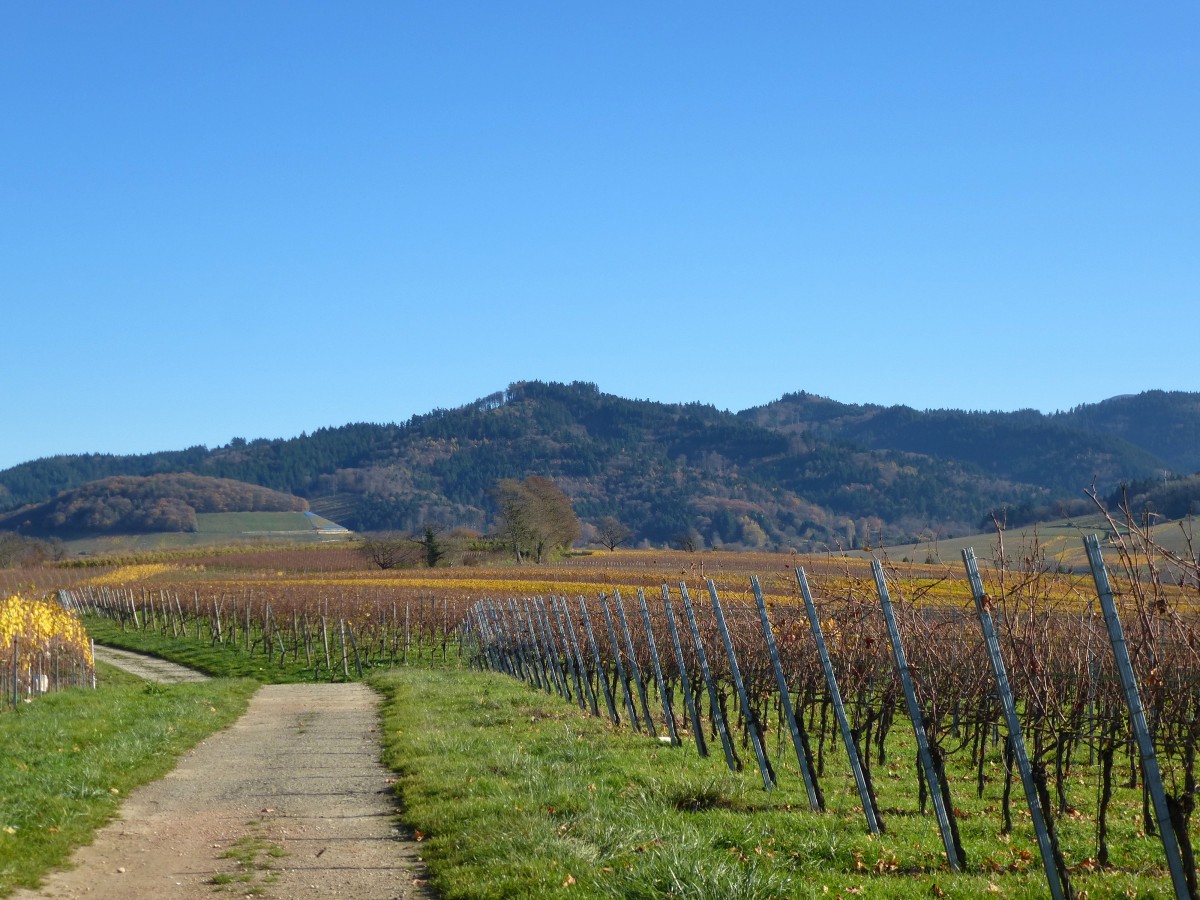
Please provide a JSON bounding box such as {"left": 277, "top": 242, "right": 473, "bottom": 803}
{"left": 0, "top": 474, "right": 306, "bottom": 536}
{"left": 358, "top": 476, "right": 585, "bottom": 569}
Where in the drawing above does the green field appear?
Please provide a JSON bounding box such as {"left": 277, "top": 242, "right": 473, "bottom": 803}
{"left": 868, "top": 512, "right": 1197, "bottom": 571}
{"left": 63, "top": 511, "right": 351, "bottom": 556}
{"left": 194, "top": 511, "right": 345, "bottom": 535}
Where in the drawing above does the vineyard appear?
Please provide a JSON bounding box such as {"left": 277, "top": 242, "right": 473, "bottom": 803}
{"left": 26, "top": 514, "right": 1197, "bottom": 897}
{"left": 1, "top": 591, "right": 94, "bottom": 708}
{"left": 455, "top": 534, "right": 1200, "bottom": 899}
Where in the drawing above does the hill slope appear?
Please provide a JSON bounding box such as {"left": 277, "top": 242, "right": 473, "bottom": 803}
{"left": 1054, "top": 390, "right": 1200, "bottom": 474}
{"left": 0, "top": 473, "right": 307, "bottom": 536}
{"left": 1, "top": 383, "right": 1195, "bottom": 550}
{"left": 738, "top": 393, "right": 1169, "bottom": 494}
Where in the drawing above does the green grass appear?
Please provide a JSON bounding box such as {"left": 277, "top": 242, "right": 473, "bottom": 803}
{"left": 0, "top": 676, "right": 256, "bottom": 896}
{"left": 373, "top": 667, "right": 1176, "bottom": 899}
{"left": 93, "top": 659, "right": 150, "bottom": 688}
{"left": 83, "top": 612, "right": 459, "bottom": 683}
{"left": 82, "top": 619, "right": 321, "bottom": 681}
{"left": 61, "top": 511, "right": 351, "bottom": 556}
{"left": 874, "top": 512, "right": 1197, "bottom": 571}
{"left": 84, "top": 615, "right": 337, "bottom": 683}
{"left": 210, "top": 821, "right": 286, "bottom": 894}
{"left": 193, "top": 511, "right": 342, "bottom": 535}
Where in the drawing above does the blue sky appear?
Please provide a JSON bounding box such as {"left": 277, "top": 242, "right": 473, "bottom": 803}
{"left": 3, "top": 2, "right": 1196, "bottom": 471}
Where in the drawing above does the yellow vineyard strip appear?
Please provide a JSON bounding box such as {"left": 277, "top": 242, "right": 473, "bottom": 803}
{"left": 86, "top": 564, "right": 176, "bottom": 587}
{"left": 0, "top": 592, "right": 94, "bottom": 672}
{"left": 70, "top": 548, "right": 1191, "bottom": 617}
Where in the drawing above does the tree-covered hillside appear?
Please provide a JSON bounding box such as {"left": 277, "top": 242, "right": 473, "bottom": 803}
{"left": 1055, "top": 390, "right": 1200, "bottom": 474}
{"left": 0, "top": 473, "right": 307, "bottom": 536}
{"left": 1, "top": 382, "right": 1195, "bottom": 550}
{"left": 739, "top": 392, "right": 1178, "bottom": 492}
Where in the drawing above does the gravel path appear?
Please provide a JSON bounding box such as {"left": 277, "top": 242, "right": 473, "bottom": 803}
{"left": 17, "top": 653, "right": 434, "bottom": 899}
{"left": 92, "top": 646, "right": 211, "bottom": 683}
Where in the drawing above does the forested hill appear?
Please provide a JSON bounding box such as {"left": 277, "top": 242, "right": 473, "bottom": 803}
{"left": 0, "top": 474, "right": 307, "bottom": 536}
{"left": 1, "top": 382, "right": 1196, "bottom": 550}
{"left": 737, "top": 392, "right": 1182, "bottom": 495}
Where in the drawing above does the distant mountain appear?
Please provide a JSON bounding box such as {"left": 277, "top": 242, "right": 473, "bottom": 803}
{"left": 0, "top": 473, "right": 307, "bottom": 536}
{"left": 1, "top": 382, "right": 1195, "bottom": 550}
{"left": 738, "top": 393, "right": 1169, "bottom": 495}
{"left": 1054, "top": 391, "right": 1200, "bottom": 474}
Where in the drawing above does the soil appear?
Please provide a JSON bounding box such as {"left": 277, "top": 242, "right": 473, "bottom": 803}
{"left": 15, "top": 651, "right": 434, "bottom": 899}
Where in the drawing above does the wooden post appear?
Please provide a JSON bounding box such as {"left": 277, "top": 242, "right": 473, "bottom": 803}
{"left": 535, "top": 599, "right": 567, "bottom": 697}
{"left": 519, "top": 600, "right": 551, "bottom": 693}
{"left": 507, "top": 600, "right": 527, "bottom": 681}
{"left": 557, "top": 596, "right": 597, "bottom": 714}
{"left": 962, "top": 548, "right": 1068, "bottom": 900}
{"left": 600, "top": 593, "right": 642, "bottom": 731}
{"left": 707, "top": 579, "right": 774, "bottom": 789}
{"left": 751, "top": 576, "right": 820, "bottom": 808}
{"left": 1085, "top": 534, "right": 1190, "bottom": 900}
{"left": 579, "top": 596, "right": 619, "bottom": 725}
{"left": 321, "top": 616, "right": 331, "bottom": 674}
{"left": 167, "top": 591, "right": 178, "bottom": 638}
{"left": 552, "top": 596, "right": 588, "bottom": 710}
{"left": 338, "top": 619, "right": 350, "bottom": 680}
{"left": 638, "top": 588, "right": 680, "bottom": 746}
{"left": 873, "top": 559, "right": 961, "bottom": 870}
{"left": 678, "top": 582, "right": 740, "bottom": 773}
{"left": 347, "top": 626, "right": 364, "bottom": 678}
{"left": 301, "top": 613, "right": 313, "bottom": 669}
{"left": 536, "top": 598, "right": 570, "bottom": 701}
{"left": 508, "top": 600, "right": 542, "bottom": 689}
{"left": 466, "top": 605, "right": 487, "bottom": 671}
{"left": 661, "top": 586, "right": 707, "bottom": 756}
{"left": 404, "top": 602, "right": 411, "bottom": 665}
{"left": 613, "top": 590, "right": 656, "bottom": 735}
{"left": 486, "top": 601, "right": 512, "bottom": 677}
{"left": 175, "top": 593, "right": 186, "bottom": 641}
{"left": 798, "top": 576, "right": 885, "bottom": 827}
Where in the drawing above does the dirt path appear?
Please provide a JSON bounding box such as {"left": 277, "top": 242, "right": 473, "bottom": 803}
{"left": 92, "top": 646, "right": 211, "bottom": 683}
{"left": 17, "top": 659, "right": 434, "bottom": 899}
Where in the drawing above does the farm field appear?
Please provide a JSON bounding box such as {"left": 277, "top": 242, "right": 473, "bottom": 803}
{"left": 876, "top": 512, "right": 1199, "bottom": 572}
{"left": 57, "top": 510, "right": 352, "bottom": 557}
{"left": 15, "top": 527, "right": 1192, "bottom": 898}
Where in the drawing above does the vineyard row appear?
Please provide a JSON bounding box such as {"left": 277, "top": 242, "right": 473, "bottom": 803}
{"left": 461, "top": 537, "right": 1200, "bottom": 899}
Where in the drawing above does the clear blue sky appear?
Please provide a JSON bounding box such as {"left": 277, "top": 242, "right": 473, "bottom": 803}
{"left": 4, "top": 2, "right": 1197, "bottom": 471}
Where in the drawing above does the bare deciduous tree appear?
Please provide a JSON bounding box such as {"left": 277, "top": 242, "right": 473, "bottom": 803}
{"left": 493, "top": 476, "right": 580, "bottom": 563}
{"left": 357, "top": 532, "right": 418, "bottom": 570}
{"left": 594, "top": 515, "right": 632, "bottom": 551}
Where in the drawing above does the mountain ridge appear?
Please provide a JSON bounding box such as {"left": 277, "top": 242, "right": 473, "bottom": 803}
{"left": 2, "top": 383, "right": 1195, "bottom": 550}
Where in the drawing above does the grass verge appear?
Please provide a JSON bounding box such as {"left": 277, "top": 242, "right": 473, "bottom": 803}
{"left": 0, "top": 675, "right": 256, "bottom": 896}
{"left": 373, "top": 668, "right": 1171, "bottom": 899}
{"left": 84, "top": 615, "right": 321, "bottom": 683}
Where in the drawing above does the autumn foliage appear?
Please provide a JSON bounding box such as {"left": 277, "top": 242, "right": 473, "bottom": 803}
{"left": 0, "top": 591, "right": 93, "bottom": 699}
